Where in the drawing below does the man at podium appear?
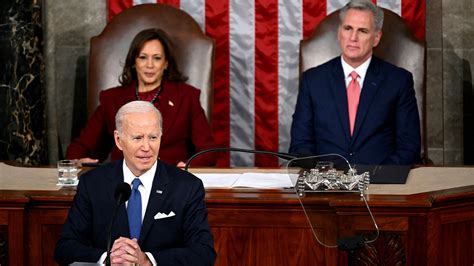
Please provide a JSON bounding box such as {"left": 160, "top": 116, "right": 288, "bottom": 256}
{"left": 55, "top": 101, "right": 215, "bottom": 265}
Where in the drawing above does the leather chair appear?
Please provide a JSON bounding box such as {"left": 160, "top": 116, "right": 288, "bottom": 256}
{"left": 88, "top": 4, "right": 214, "bottom": 121}
{"left": 300, "top": 8, "right": 428, "bottom": 162}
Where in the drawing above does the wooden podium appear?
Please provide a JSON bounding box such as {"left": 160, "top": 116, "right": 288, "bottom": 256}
{"left": 1, "top": 165, "right": 474, "bottom": 265}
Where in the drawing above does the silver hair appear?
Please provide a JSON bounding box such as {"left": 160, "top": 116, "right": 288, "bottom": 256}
{"left": 339, "top": 0, "right": 384, "bottom": 31}
{"left": 115, "top": 100, "right": 163, "bottom": 135}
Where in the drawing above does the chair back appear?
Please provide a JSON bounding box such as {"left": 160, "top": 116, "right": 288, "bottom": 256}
{"left": 300, "top": 8, "right": 427, "bottom": 159}
{"left": 88, "top": 4, "right": 214, "bottom": 120}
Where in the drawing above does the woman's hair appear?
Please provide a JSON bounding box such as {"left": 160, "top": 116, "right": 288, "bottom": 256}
{"left": 119, "top": 28, "right": 187, "bottom": 86}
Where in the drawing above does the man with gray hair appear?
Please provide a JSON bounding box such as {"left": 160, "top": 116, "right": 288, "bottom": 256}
{"left": 55, "top": 101, "right": 216, "bottom": 265}
{"left": 290, "top": 0, "right": 421, "bottom": 165}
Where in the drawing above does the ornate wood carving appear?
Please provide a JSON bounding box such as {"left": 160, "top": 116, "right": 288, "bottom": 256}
{"left": 355, "top": 233, "right": 406, "bottom": 266}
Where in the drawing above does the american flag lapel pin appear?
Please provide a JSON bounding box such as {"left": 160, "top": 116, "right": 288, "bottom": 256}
{"left": 168, "top": 100, "right": 174, "bottom": 106}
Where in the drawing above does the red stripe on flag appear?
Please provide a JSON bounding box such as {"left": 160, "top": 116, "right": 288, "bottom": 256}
{"left": 254, "top": 0, "right": 279, "bottom": 167}
{"left": 206, "top": 0, "right": 231, "bottom": 167}
{"left": 158, "top": 0, "right": 180, "bottom": 8}
{"left": 108, "top": 0, "right": 133, "bottom": 22}
{"left": 302, "top": 0, "right": 327, "bottom": 38}
{"left": 401, "top": 0, "right": 426, "bottom": 41}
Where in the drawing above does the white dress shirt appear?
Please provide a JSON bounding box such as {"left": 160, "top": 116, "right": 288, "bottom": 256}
{"left": 123, "top": 160, "right": 157, "bottom": 222}
{"left": 341, "top": 56, "right": 372, "bottom": 90}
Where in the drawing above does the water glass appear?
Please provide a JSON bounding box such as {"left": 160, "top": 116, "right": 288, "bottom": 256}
{"left": 57, "top": 160, "right": 79, "bottom": 185}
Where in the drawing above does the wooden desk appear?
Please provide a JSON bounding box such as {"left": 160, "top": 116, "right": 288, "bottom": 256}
{"left": 1, "top": 166, "right": 474, "bottom": 265}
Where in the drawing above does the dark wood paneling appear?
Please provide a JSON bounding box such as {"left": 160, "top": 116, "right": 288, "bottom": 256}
{"left": 0, "top": 225, "right": 7, "bottom": 266}
{"left": 27, "top": 208, "right": 68, "bottom": 265}
{"left": 212, "top": 227, "right": 324, "bottom": 266}
{"left": 7, "top": 210, "right": 25, "bottom": 266}
{"left": 0, "top": 195, "right": 27, "bottom": 266}
{"left": 439, "top": 222, "right": 472, "bottom": 266}
{"left": 42, "top": 224, "right": 64, "bottom": 266}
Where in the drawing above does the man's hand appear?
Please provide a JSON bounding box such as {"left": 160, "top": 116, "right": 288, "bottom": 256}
{"left": 78, "top": 157, "right": 99, "bottom": 165}
{"left": 110, "top": 237, "right": 151, "bottom": 266}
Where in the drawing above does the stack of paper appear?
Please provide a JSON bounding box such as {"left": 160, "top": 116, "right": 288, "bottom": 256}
{"left": 193, "top": 172, "right": 298, "bottom": 189}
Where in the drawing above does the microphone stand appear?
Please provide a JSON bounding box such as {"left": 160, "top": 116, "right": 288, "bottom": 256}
{"left": 105, "top": 187, "right": 130, "bottom": 265}
{"left": 184, "top": 147, "right": 297, "bottom": 171}
{"left": 105, "top": 195, "right": 122, "bottom": 265}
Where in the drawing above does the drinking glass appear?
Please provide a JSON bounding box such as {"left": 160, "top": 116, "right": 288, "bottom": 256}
{"left": 57, "top": 159, "right": 79, "bottom": 185}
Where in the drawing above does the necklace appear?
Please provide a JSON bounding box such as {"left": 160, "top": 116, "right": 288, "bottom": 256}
{"left": 135, "top": 83, "right": 163, "bottom": 103}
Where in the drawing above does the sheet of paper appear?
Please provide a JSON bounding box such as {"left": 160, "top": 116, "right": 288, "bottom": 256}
{"left": 193, "top": 172, "right": 298, "bottom": 189}
{"left": 0, "top": 162, "right": 61, "bottom": 191}
{"left": 232, "top": 173, "right": 296, "bottom": 189}
{"left": 193, "top": 173, "right": 240, "bottom": 188}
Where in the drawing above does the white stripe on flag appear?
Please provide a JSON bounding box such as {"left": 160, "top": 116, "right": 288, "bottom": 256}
{"left": 180, "top": 0, "right": 206, "bottom": 31}
{"left": 133, "top": 0, "right": 156, "bottom": 5}
{"left": 229, "top": 0, "right": 255, "bottom": 166}
{"left": 278, "top": 0, "right": 302, "bottom": 156}
{"left": 327, "top": 0, "right": 402, "bottom": 16}
{"left": 377, "top": 0, "right": 401, "bottom": 15}
{"left": 327, "top": 0, "right": 349, "bottom": 15}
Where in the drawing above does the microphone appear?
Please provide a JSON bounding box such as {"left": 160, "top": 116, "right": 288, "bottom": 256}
{"left": 114, "top": 182, "right": 132, "bottom": 205}
{"left": 337, "top": 235, "right": 365, "bottom": 266}
{"left": 184, "top": 147, "right": 298, "bottom": 170}
{"left": 105, "top": 182, "right": 131, "bottom": 265}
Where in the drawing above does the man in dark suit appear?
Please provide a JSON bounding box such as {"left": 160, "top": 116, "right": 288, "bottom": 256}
{"left": 55, "top": 101, "right": 215, "bottom": 265}
{"left": 290, "top": 0, "right": 420, "bottom": 165}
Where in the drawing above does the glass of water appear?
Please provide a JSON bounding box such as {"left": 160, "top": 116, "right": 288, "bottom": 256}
{"left": 57, "top": 159, "right": 79, "bottom": 185}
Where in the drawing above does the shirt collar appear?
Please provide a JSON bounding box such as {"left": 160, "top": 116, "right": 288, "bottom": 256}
{"left": 122, "top": 160, "right": 157, "bottom": 190}
{"left": 341, "top": 56, "right": 372, "bottom": 86}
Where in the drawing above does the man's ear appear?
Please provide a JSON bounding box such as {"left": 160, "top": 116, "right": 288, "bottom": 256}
{"left": 114, "top": 130, "right": 124, "bottom": 151}
{"left": 373, "top": 30, "right": 382, "bottom": 47}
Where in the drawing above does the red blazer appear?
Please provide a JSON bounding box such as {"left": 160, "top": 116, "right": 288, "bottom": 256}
{"left": 66, "top": 80, "right": 216, "bottom": 166}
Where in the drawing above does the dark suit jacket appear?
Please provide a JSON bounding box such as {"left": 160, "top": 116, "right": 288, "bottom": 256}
{"left": 66, "top": 79, "right": 216, "bottom": 166}
{"left": 54, "top": 160, "right": 216, "bottom": 265}
{"left": 290, "top": 56, "right": 421, "bottom": 165}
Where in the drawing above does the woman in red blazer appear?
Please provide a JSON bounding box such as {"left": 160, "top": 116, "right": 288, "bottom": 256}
{"left": 66, "top": 28, "right": 216, "bottom": 167}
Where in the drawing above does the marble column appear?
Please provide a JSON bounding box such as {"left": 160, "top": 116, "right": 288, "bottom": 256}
{"left": 0, "top": 0, "right": 46, "bottom": 165}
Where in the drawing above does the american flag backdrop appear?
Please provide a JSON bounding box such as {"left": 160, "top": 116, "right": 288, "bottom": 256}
{"left": 108, "top": 0, "right": 426, "bottom": 167}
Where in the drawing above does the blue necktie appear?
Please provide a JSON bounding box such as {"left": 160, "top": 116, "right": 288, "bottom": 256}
{"left": 128, "top": 178, "right": 142, "bottom": 239}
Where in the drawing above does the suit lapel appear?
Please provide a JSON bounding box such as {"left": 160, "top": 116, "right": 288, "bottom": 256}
{"left": 330, "top": 58, "right": 351, "bottom": 142}
{"left": 139, "top": 161, "right": 170, "bottom": 245}
{"left": 351, "top": 57, "right": 384, "bottom": 141}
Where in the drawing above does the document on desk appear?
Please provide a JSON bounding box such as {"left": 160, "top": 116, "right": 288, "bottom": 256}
{"left": 0, "top": 162, "right": 60, "bottom": 191}
{"left": 193, "top": 173, "right": 240, "bottom": 188}
{"left": 194, "top": 172, "right": 297, "bottom": 189}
